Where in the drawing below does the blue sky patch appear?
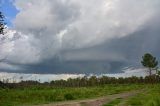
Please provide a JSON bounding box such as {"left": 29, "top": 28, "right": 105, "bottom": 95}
{"left": 1, "top": 0, "right": 18, "bottom": 27}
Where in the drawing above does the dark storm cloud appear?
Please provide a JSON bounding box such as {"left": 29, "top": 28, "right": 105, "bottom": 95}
{"left": 1, "top": 0, "right": 160, "bottom": 74}
{"left": 1, "top": 23, "right": 160, "bottom": 74}
{"left": 3, "top": 21, "right": 160, "bottom": 74}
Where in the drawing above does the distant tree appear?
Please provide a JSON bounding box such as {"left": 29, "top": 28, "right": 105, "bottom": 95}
{"left": 141, "top": 53, "right": 158, "bottom": 76}
{"left": 0, "top": 11, "right": 5, "bottom": 35}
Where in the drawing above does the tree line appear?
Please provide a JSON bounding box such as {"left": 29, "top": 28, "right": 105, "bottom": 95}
{"left": 51, "top": 75, "right": 160, "bottom": 87}
{"left": 0, "top": 74, "right": 160, "bottom": 88}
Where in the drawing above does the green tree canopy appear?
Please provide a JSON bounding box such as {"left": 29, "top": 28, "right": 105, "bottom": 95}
{"left": 141, "top": 53, "right": 158, "bottom": 76}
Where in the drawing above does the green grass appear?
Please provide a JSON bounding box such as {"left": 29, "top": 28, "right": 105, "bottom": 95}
{"left": 0, "top": 84, "right": 144, "bottom": 106}
{"left": 102, "top": 98, "right": 122, "bottom": 106}
{"left": 127, "top": 84, "right": 160, "bottom": 106}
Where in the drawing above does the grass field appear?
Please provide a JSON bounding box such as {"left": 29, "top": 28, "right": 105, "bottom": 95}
{"left": 1, "top": 84, "right": 160, "bottom": 106}
{"left": 127, "top": 84, "right": 160, "bottom": 106}
{"left": 0, "top": 84, "right": 143, "bottom": 106}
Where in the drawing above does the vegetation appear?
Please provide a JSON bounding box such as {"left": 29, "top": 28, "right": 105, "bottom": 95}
{"left": 1, "top": 75, "right": 160, "bottom": 106}
{"left": 1, "top": 74, "right": 160, "bottom": 88}
{"left": 1, "top": 83, "right": 159, "bottom": 106}
{"left": 50, "top": 75, "right": 160, "bottom": 87}
{"left": 0, "top": 84, "right": 143, "bottom": 106}
{"left": 141, "top": 53, "right": 158, "bottom": 76}
{"left": 127, "top": 84, "right": 160, "bottom": 106}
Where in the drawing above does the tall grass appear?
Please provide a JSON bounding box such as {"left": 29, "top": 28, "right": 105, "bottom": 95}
{"left": 127, "top": 84, "right": 160, "bottom": 106}
{"left": 146, "top": 97, "right": 160, "bottom": 106}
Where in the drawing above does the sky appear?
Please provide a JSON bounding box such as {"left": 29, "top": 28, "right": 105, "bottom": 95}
{"left": 0, "top": 0, "right": 160, "bottom": 76}
{"left": 0, "top": 0, "right": 18, "bottom": 26}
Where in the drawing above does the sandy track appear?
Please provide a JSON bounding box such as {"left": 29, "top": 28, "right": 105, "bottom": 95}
{"left": 32, "top": 90, "right": 141, "bottom": 106}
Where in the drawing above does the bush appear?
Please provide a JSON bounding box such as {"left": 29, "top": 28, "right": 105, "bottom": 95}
{"left": 64, "top": 93, "right": 74, "bottom": 100}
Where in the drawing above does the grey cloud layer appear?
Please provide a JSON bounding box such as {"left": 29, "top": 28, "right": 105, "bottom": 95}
{"left": 0, "top": 0, "right": 160, "bottom": 73}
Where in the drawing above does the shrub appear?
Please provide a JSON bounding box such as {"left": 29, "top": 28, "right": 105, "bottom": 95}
{"left": 64, "top": 93, "right": 74, "bottom": 100}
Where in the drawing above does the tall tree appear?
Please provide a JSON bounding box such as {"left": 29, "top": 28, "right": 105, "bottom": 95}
{"left": 141, "top": 53, "right": 158, "bottom": 76}
{"left": 0, "top": 11, "right": 7, "bottom": 62}
{"left": 0, "top": 11, "right": 5, "bottom": 35}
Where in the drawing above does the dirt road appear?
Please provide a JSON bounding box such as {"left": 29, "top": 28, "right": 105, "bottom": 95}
{"left": 33, "top": 90, "right": 140, "bottom": 106}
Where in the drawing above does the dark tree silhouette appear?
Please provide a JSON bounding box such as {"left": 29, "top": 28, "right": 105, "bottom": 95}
{"left": 141, "top": 53, "right": 158, "bottom": 76}
{"left": 0, "top": 11, "right": 9, "bottom": 62}
{"left": 0, "top": 11, "right": 5, "bottom": 35}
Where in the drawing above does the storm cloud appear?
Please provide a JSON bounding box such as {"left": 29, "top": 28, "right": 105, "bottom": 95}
{"left": 0, "top": 0, "right": 160, "bottom": 74}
